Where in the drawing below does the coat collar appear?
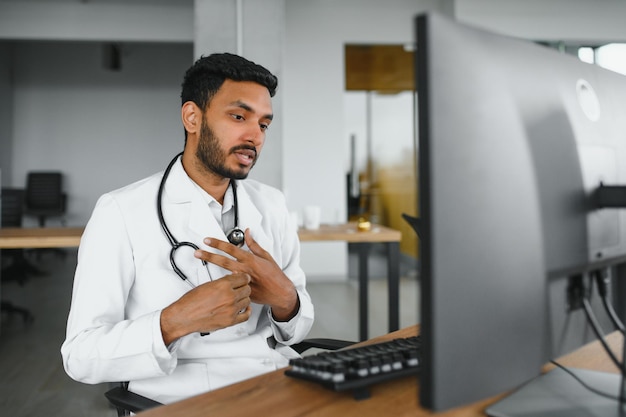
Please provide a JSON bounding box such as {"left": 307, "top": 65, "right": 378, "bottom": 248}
{"left": 160, "top": 156, "right": 265, "bottom": 282}
{"left": 162, "top": 157, "right": 223, "bottom": 242}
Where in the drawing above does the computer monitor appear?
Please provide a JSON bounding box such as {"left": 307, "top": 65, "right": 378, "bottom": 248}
{"left": 415, "top": 12, "right": 626, "bottom": 413}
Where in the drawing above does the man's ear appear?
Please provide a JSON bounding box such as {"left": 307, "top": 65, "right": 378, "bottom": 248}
{"left": 181, "top": 102, "right": 201, "bottom": 135}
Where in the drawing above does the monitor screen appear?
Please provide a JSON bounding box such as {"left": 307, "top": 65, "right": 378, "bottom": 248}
{"left": 415, "top": 12, "right": 626, "bottom": 412}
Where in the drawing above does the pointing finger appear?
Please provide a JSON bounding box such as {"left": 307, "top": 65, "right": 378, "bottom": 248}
{"left": 244, "top": 229, "right": 270, "bottom": 259}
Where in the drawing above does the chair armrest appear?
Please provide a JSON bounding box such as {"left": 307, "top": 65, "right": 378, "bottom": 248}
{"left": 104, "top": 385, "right": 162, "bottom": 414}
{"left": 292, "top": 338, "right": 356, "bottom": 354}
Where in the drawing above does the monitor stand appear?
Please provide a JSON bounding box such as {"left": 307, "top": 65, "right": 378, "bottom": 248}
{"left": 485, "top": 367, "right": 625, "bottom": 417}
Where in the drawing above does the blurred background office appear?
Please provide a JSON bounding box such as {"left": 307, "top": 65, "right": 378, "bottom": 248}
{"left": 3, "top": 0, "right": 626, "bottom": 279}
{"left": 0, "top": 0, "right": 429, "bottom": 280}
{"left": 2, "top": 0, "right": 626, "bottom": 415}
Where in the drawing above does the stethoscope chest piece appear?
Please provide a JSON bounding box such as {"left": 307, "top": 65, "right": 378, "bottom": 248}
{"left": 227, "top": 227, "right": 245, "bottom": 247}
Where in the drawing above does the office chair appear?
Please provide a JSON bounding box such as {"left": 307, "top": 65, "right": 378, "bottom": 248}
{"left": 1, "top": 188, "right": 24, "bottom": 228}
{"left": 23, "top": 172, "right": 67, "bottom": 227}
{"left": 0, "top": 188, "right": 35, "bottom": 323}
{"left": 105, "top": 338, "right": 356, "bottom": 416}
{"left": 22, "top": 172, "right": 68, "bottom": 261}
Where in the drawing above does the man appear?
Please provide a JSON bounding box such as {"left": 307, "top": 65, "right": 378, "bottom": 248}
{"left": 61, "top": 53, "right": 314, "bottom": 404}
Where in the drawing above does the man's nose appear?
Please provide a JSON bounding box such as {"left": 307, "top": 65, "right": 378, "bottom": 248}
{"left": 243, "top": 124, "right": 264, "bottom": 146}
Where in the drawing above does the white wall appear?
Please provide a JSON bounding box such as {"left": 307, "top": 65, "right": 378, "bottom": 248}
{"left": 0, "top": 1, "right": 193, "bottom": 43}
{"left": 0, "top": 1, "right": 197, "bottom": 228}
{"left": 454, "top": 0, "right": 626, "bottom": 42}
{"left": 194, "top": 0, "right": 285, "bottom": 192}
{"left": 9, "top": 41, "right": 193, "bottom": 226}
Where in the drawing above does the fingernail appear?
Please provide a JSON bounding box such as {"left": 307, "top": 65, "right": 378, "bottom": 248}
{"left": 194, "top": 250, "right": 202, "bottom": 258}
{"left": 204, "top": 238, "right": 211, "bottom": 245}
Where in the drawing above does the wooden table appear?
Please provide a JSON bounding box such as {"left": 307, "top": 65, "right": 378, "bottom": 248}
{"left": 137, "top": 325, "right": 623, "bottom": 417}
{"left": 0, "top": 227, "right": 84, "bottom": 248}
{"left": 298, "top": 222, "right": 402, "bottom": 340}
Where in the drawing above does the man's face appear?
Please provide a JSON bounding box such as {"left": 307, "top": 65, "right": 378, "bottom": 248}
{"left": 195, "top": 80, "right": 273, "bottom": 180}
{"left": 196, "top": 116, "right": 251, "bottom": 180}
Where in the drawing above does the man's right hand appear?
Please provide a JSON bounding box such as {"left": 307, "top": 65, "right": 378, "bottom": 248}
{"left": 160, "top": 273, "right": 252, "bottom": 345}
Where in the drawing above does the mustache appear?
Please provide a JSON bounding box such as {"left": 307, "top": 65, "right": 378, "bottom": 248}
{"left": 230, "top": 145, "right": 257, "bottom": 159}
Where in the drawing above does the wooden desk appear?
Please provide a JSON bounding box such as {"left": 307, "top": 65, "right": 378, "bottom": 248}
{"left": 137, "top": 325, "right": 623, "bottom": 417}
{"left": 0, "top": 227, "right": 84, "bottom": 249}
{"left": 298, "top": 222, "right": 402, "bottom": 341}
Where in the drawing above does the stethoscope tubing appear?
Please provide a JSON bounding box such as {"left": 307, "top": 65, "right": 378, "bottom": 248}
{"left": 157, "top": 152, "right": 203, "bottom": 286}
{"left": 157, "top": 152, "right": 243, "bottom": 287}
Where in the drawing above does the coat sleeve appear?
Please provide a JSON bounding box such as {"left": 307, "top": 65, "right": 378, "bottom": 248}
{"left": 61, "top": 193, "right": 177, "bottom": 384}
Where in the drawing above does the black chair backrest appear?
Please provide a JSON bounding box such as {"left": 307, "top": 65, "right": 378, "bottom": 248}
{"left": 25, "top": 172, "right": 64, "bottom": 210}
{"left": 1, "top": 188, "right": 24, "bottom": 227}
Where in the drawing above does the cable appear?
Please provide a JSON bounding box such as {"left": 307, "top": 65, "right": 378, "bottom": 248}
{"left": 602, "top": 296, "right": 626, "bottom": 334}
{"left": 581, "top": 272, "right": 626, "bottom": 402}
{"left": 558, "top": 272, "right": 626, "bottom": 404}
{"left": 594, "top": 269, "right": 626, "bottom": 334}
{"left": 549, "top": 360, "right": 622, "bottom": 402}
{"left": 582, "top": 297, "right": 623, "bottom": 372}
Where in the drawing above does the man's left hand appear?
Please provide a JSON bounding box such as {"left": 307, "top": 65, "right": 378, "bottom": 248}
{"left": 194, "top": 229, "right": 299, "bottom": 321}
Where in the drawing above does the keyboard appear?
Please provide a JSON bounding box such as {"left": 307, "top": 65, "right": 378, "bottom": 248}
{"left": 285, "top": 336, "right": 421, "bottom": 400}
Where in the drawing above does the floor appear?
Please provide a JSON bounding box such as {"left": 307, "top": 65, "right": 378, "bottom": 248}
{"left": 0, "top": 245, "right": 419, "bottom": 417}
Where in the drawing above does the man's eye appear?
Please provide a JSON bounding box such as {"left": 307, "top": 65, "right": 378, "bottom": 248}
{"left": 231, "top": 114, "right": 244, "bottom": 121}
{"left": 260, "top": 124, "right": 269, "bottom": 131}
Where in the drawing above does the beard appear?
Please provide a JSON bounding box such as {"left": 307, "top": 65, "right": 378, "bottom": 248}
{"left": 196, "top": 117, "right": 257, "bottom": 180}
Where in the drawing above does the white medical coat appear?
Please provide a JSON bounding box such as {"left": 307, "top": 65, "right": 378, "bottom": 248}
{"left": 61, "top": 157, "right": 314, "bottom": 404}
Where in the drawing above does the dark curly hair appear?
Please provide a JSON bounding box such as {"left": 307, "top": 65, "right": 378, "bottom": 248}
{"left": 180, "top": 53, "right": 278, "bottom": 111}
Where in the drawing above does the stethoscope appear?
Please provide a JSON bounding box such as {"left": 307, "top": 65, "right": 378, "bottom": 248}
{"left": 157, "top": 152, "right": 245, "bottom": 287}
